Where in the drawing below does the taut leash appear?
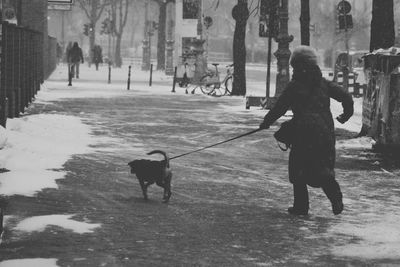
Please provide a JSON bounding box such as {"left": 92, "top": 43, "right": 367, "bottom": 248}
{"left": 170, "top": 128, "right": 262, "bottom": 160}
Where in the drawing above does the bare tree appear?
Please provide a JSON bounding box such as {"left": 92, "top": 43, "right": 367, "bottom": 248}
{"left": 370, "top": 0, "right": 394, "bottom": 52}
{"left": 153, "top": 0, "right": 175, "bottom": 71}
{"left": 110, "top": 0, "right": 130, "bottom": 67}
{"left": 76, "top": 0, "right": 110, "bottom": 63}
{"left": 300, "top": 0, "right": 310, "bottom": 45}
{"left": 128, "top": 1, "right": 144, "bottom": 53}
{"left": 231, "top": 0, "right": 249, "bottom": 96}
{"left": 204, "top": 0, "right": 235, "bottom": 55}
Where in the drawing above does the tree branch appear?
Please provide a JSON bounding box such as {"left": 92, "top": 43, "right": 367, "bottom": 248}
{"left": 122, "top": 0, "right": 129, "bottom": 29}
{"left": 95, "top": 0, "right": 110, "bottom": 22}
{"left": 77, "top": 0, "right": 91, "bottom": 19}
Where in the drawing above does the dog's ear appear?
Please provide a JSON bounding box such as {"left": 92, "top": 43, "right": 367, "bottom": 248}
{"left": 128, "top": 161, "right": 136, "bottom": 173}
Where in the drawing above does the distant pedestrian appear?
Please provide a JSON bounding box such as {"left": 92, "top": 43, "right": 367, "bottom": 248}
{"left": 92, "top": 44, "right": 103, "bottom": 71}
{"left": 56, "top": 42, "right": 63, "bottom": 64}
{"left": 64, "top": 42, "right": 73, "bottom": 63}
{"left": 259, "top": 46, "right": 354, "bottom": 216}
{"left": 67, "top": 42, "right": 84, "bottom": 78}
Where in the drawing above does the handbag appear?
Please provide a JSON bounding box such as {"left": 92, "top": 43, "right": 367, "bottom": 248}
{"left": 274, "top": 119, "right": 294, "bottom": 151}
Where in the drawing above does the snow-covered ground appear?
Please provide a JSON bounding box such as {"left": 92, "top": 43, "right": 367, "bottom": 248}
{"left": 0, "top": 63, "right": 383, "bottom": 265}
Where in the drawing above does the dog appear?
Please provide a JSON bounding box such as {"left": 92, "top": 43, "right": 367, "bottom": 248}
{"left": 128, "top": 150, "right": 172, "bottom": 203}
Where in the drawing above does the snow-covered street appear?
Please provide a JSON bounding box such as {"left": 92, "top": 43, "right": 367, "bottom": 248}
{"left": 0, "top": 64, "right": 399, "bottom": 266}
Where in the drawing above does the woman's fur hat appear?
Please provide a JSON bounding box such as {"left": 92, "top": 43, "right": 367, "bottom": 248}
{"left": 290, "top": 45, "right": 318, "bottom": 68}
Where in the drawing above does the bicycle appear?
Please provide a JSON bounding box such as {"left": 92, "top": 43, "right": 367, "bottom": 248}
{"left": 195, "top": 63, "right": 234, "bottom": 97}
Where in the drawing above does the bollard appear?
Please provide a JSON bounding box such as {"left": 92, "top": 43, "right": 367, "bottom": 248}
{"left": 171, "top": 66, "right": 177, "bottom": 93}
{"left": 149, "top": 63, "right": 153, "bottom": 87}
{"left": 108, "top": 62, "right": 112, "bottom": 84}
{"left": 127, "top": 65, "right": 132, "bottom": 90}
{"left": 68, "top": 64, "right": 72, "bottom": 86}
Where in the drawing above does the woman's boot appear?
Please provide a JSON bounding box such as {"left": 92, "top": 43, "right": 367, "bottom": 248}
{"left": 322, "top": 179, "right": 343, "bottom": 215}
{"left": 288, "top": 183, "right": 309, "bottom": 215}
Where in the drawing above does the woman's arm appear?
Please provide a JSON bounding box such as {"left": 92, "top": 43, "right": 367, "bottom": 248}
{"left": 326, "top": 79, "right": 354, "bottom": 123}
{"left": 260, "top": 86, "right": 291, "bottom": 129}
{"left": 80, "top": 49, "right": 84, "bottom": 63}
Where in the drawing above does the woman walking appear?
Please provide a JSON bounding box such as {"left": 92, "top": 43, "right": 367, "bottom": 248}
{"left": 67, "top": 42, "right": 84, "bottom": 78}
{"left": 259, "top": 46, "right": 354, "bottom": 216}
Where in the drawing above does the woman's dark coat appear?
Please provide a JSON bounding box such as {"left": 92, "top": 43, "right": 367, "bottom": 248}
{"left": 263, "top": 67, "right": 353, "bottom": 187}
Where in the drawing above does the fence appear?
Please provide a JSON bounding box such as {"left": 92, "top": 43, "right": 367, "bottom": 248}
{"left": 0, "top": 22, "right": 57, "bottom": 127}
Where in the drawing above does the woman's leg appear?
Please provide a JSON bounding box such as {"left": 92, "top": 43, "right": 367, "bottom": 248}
{"left": 322, "top": 179, "right": 343, "bottom": 215}
{"left": 288, "top": 183, "right": 309, "bottom": 215}
{"left": 76, "top": 63, "right": 80, "bottom": 78}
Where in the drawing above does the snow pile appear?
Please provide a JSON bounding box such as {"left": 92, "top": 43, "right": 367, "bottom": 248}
{"left": 15, "top": 214, "right": 101, "bottom": 234}
{"left": 0, "top": 258, "right": 59, "bottom": 267}
{"left": 331, "top": 214, "right": 400, "bottom": 259}
{"left": 0, "top": 114, "right": 93, "bottom": 196}
{"left": 0, "top": 126, "right": 7, "bottom": 150}
{"left": 336, "top": 136, "right": 375, "bottom": 150}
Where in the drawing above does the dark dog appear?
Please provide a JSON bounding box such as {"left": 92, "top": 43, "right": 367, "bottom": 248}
{"left": 128, "top": 150, "right": 172, "bottom": 203}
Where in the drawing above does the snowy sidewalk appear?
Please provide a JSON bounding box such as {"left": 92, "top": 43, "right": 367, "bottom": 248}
{"left": 0, "top": 64, "right": 398, "bottom": 266}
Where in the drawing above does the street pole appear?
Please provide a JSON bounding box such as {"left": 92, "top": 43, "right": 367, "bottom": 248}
{"left": 107, "top": 9, "right": 111, "bottom": 61}
{"left": 342, "top": 0, "right": 349, "bottom": 91}
{"left": 141, "top": 1, "right": 150, "bottom": 71}
{"left": 108, "top": 33, "right": 111, "bottom": 61}
{"left": 0, "top": 0, "right": 6, "bottom": 127}
{"left": 148, "top": 29, "right": 152, "bottom": 68}
{"left": 127, "top": 65, "right": 131, "bottom": 90}
{"left": 273, "top": 0, "right": 293, "bottom": 100}
{"left": 266, "top": 13, "right": 274, "bottom": 99}
{"left": 165, "top": 4, "right": 174, "bottom": 75}
{"left": 61, "top": 11, "right": 65, "bottom": 50}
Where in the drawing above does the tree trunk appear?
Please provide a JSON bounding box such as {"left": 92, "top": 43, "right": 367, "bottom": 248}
{"left": 300, "top": 0, "right": 310, "bottom": 46}
{"left": 157, "top": 2, "right": 167, "bottom": 70}
{"left": 231, "top": 0, "right": 249, "bottom": 96}
{"left": 370, "top": 0, "right": 394, "bottom": 52}
{"left": 115, "top": 34, "right": 122, "bottom": 67}
{"left": 89, "top": 4, "right": 98, "bottom": 67}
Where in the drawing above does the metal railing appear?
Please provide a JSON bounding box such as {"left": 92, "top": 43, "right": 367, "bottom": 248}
{"left": 0, "top": 22, "right": 57, "bottom": 127}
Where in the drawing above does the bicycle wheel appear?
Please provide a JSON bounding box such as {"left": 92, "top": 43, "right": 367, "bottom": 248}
{"left": 224, "top": 76, "right": 233, "bottom": 95}
{"left": 199, "top": 74, "right": 215, "bottom": 95}
{"left": 210, "top": 85, "right": 224, "bottom": 97}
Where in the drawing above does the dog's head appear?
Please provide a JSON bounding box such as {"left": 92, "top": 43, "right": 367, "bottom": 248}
{"left": 128, "top": 160, "right": 137, "bottom": 174}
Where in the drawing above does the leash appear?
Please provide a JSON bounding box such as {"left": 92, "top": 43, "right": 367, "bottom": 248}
{"left": 170, "top": 128, "right": 262, "bottom": 160}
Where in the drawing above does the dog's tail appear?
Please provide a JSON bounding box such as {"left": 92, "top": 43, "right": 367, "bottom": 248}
{"left": 147, "top": 150, "right": 169, "bottom": 167}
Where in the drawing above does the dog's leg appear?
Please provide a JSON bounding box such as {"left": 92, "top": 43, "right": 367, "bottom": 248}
{"left": 155, "top": 180, "right": 169, "bottom": 203}
{"left": 162, "top": 173, "right": 172, "bottom": 203}
{"left": 139, "top": 179, "right": 148, "bottom": 200}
